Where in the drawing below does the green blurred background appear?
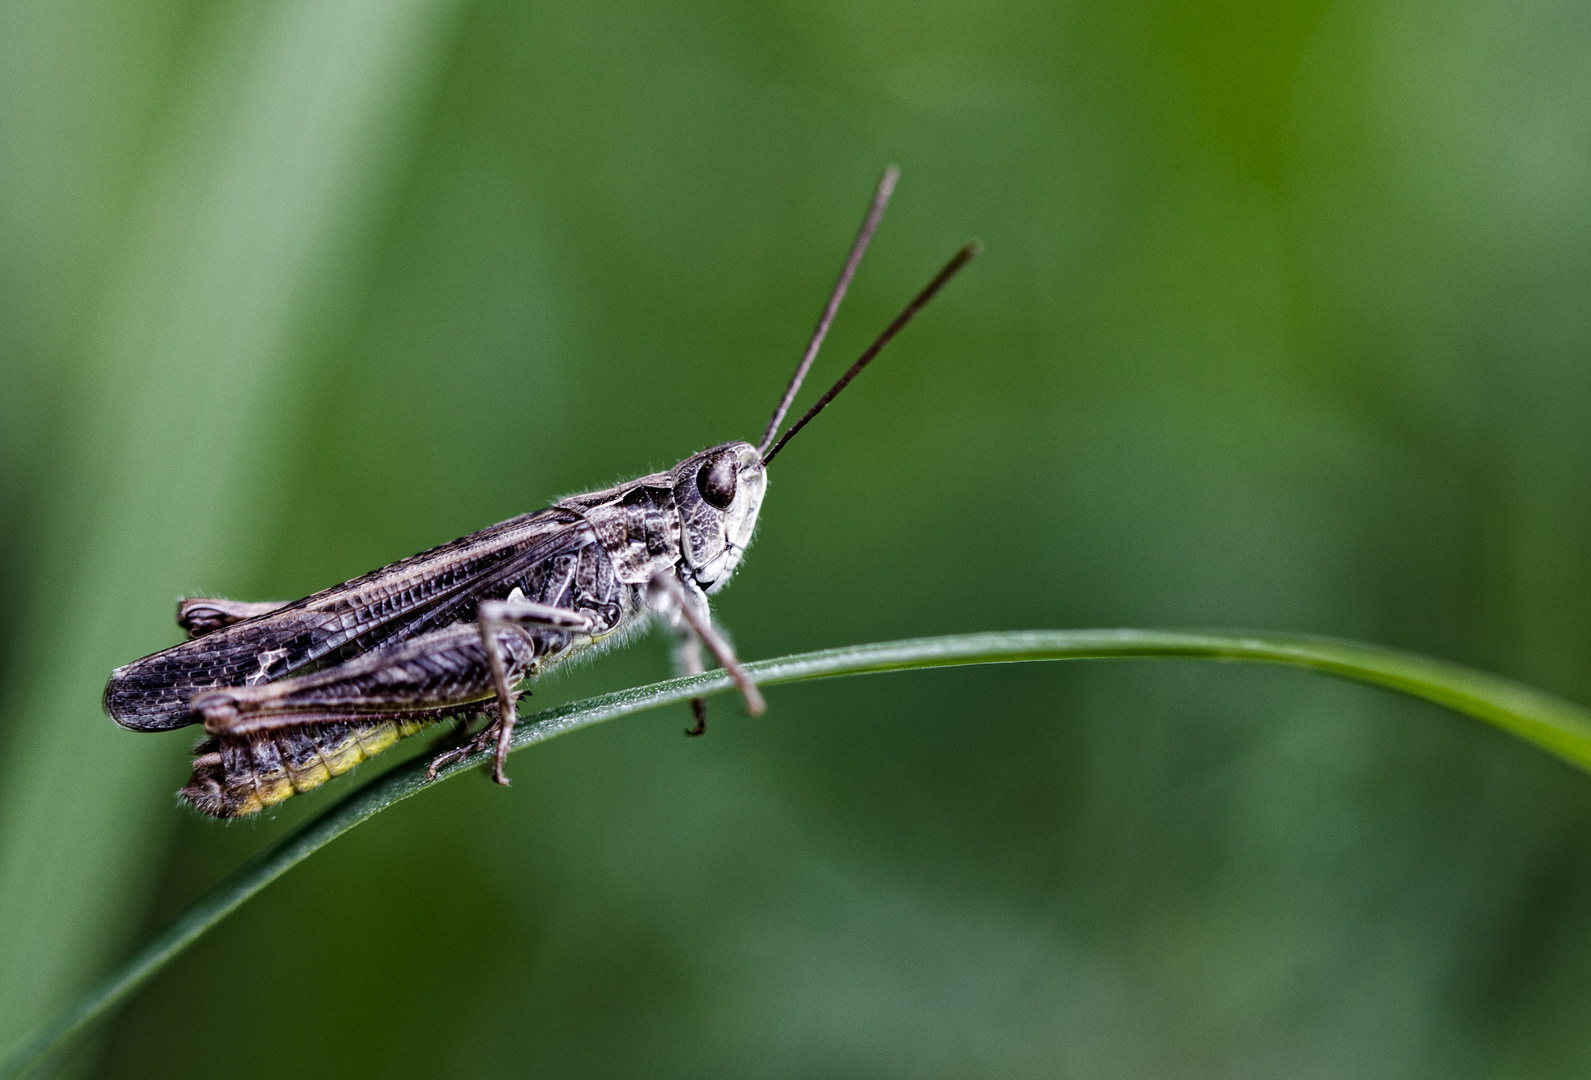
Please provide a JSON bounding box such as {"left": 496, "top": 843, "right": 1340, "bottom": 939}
{"left": 3, "top": 0, "right": 1591, "bottom": 1075}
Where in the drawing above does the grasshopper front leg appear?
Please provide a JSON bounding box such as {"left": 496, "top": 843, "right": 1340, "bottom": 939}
{"left": 649, "top": 571, "right": 766, "bottom": 722}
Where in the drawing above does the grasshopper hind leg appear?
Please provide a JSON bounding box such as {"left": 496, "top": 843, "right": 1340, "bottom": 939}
{"left": 184, "top": 621, "right": 537, "bottom": 816}
{"left": 179, "top": 596, "right": 596, "bottom": 814}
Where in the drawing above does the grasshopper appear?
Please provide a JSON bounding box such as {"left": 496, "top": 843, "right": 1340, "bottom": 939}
{"left": 104, "top": 167, "right": 977, "bottom": 817}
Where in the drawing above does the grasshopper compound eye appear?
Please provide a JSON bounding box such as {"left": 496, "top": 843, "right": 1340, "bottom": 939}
{"left": 696, "top": 453, "right": 738, "bottom": 509}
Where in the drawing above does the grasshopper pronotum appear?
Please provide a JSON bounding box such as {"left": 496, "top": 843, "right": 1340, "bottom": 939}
{"left": 105, "top": 167, "right": 977, "bottom": 817}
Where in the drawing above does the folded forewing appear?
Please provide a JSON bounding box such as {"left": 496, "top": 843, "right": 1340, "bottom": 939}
{"left": 105, "top": 507, "right": 593, "bottom": 730}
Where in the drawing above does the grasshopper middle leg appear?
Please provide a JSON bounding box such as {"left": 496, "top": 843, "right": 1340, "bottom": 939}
{"left": 473, "top": 591, "right": 594, "bottom": 784}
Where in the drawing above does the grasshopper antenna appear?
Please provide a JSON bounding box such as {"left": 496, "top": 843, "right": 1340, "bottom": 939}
{"left": 761, "top": 239, "right": 981, "bottom": 467}
{"left": 758, "top": 165, "right": 900, "bottom": 457}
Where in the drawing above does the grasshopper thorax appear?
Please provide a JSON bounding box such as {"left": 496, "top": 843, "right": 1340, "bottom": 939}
{"left": 671, "top": 441, "right": 766, "bottom": 594}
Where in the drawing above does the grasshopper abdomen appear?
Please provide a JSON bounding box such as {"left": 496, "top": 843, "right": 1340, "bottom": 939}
{"left": 183, "top": 718, "right": 433, "bottom": 817}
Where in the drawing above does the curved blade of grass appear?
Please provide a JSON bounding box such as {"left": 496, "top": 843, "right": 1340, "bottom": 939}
{"left": 0, "top": 0, "right": 462, "bottom": 1056}
{"left": 7, "top": 628, "right": 1591, "bottom": 1077}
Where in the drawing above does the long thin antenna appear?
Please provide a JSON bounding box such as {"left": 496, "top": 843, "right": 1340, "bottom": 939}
{"left": 761, "top": 240, "right": 981, "bottom": 467}
{"left": 757, "top": 166, "right": 900, "bottom": 456}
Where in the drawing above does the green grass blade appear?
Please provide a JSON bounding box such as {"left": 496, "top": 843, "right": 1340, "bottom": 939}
{"left": 6, "top": 628, "right": 1591, "bottom": 1078}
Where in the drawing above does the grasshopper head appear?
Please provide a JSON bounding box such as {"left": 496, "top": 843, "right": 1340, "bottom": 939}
{"left": 672, "top": 441, "right": 766, "bottom": 593}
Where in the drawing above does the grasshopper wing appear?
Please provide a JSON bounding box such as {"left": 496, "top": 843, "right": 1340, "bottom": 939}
{"left": 105, "top": 508, "right": 594, "bottom": 731}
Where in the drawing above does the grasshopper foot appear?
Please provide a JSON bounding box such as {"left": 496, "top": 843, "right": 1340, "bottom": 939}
{"left": 424, "top": 718, "right": 499, "bottom": 782}
{"left": 685, "top": 697, "right": 707, "bottom": 737}
{"left": 424, "top": 743, "right": 470, "bottom": 781}
{"left": 491, "top": 712, "right": 515, "bottom": 786}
